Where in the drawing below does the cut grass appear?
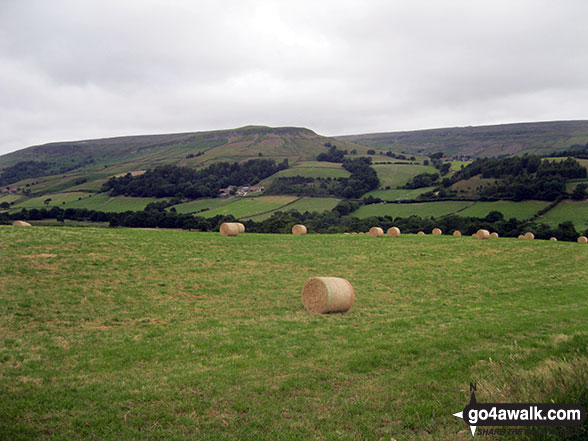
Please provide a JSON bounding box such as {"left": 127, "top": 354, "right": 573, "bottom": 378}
{"left": 539, "top": 200, "right": 588, "bottom": 232}
{"left": 169, "top": 198, "right": 233, "bottom": 214}
{"left": 259, "top": 166, "right": 350, "bottom": 186}
{"left": 373, "top": 163, "right": 438, "bottom": 188}
{"left": 0, "top": 227, "right": 587, "bottom": 440}
{"left": 10, "top": 192, "right": 92, "bottom": 209}
{"left": 200, "top": 195, "right": 298, "bottom": 219}
{"left": 246, "top": 197, "right": 340, "bottom": 221}
{"left": 363, "top": 187, "right": 435, "bottom": 200}
{"left": 351, "top": 201, "right": 473, "bottom": 219}
{"left": 458, "top": 200, "right": 550, "bottom": 220}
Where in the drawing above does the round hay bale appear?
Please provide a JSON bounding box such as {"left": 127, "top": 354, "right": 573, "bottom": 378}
{"left": 432, "top": 228, "right": 442, "bottom": 236}
{"left": 417, "top": 231, "right": 425, "bottom": 235}
{"left": 524, "top": 232, "right": 535, "bottom": 239}
{"left": 518, "top": 234, "right": 524, "bottom": 239}
{"left": 476, "top": 229, "right": 490, "bottom": 239}
{"left": 369, "top": 227, "right": 384, "bottom": 237}
{"left": 12, "top": 220, "right": 32, "bottom": 227}
{"left": 292, "top": 224, "right": 307, "bottom": 235}
{"left": 220, "top": 222, "right": 239, "bottom": 236}
{"left": 490, "top": 232, "right": 499, "bottom": 238}
{"left": 387, "top": 226, "right": 401, "bottom": 237}
{"left": 472, "top": 233, "right": 477, "bottom": 237}
{"left": 235, "top": 222, "right": 245, "bottom": 233}
{"left": 302, "top": 277, "right": 354, "bottom": 314}
{"left": 578, "top": 236, "right": 588, "bottom": 244}
{"left": 359, "top": 232, "right": 365, "bottom": 235}
{"left": 549, "top": 237, "right": 557, "bottom": 241}
{"left": 453, "top": 230, "right": 461, "bottom": 236}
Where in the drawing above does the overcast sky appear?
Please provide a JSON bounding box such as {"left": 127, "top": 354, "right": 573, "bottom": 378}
{"left": 1, "top": 0, "right": 587, "bottom": 155}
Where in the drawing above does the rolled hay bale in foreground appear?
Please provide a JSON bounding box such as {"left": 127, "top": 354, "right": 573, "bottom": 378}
{"left": 13, "top": 220, "right": 32, "bottom": 227}
{"left": 432, "top": 228, "right": 442, "bottom": 236}
{"left": 453, "top": 230, "right": 461, "bottom": 236}
{"left": 518, "top": 234, "right": 525, "bottom": 239}
{"left": 369, "top": 227, "right": 384, "bottom": 237}
{"left": 417, "top": 231, "right": 425, "bottom": 235}
{"left": 387, "top": 226, "right": 401, "bottom": 237}
{"left": 472, "top": 233, "right": 477, "bottom": 237}
{"left": 490, "top": 232, "right": 499, "bottom": 238}
{"left": 550, "top": 237, "right": 558, "bottom": 241}
{"left": 220, "top": 222, "right": 239, "bottom": 237}
{"left": 235, "top": 222, "right": 245, "bottom": 233}
{"left": 578, "top": 236, "right": 588, "bottom": 244}
{"left": 292, "top": 224, "right": 307, "bottom": 235}
{"left": 302, "top": 277, "right": 354, "bottom": 314}
{"left": 524, "top": 232, "right": 535, "bottom": 239}
{"left": 476, "top": 229, "right": 490, "bottom": 239}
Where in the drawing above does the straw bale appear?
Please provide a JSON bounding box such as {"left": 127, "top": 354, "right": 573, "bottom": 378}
{"left": 292, "top": 224, "right": 307, "bottom": 235}
{"left": 387, "top": 226, "right": 401, "bottom": 237}
{"left": 220, "top": 222, "right": 239, "bottom": 236}
{"left": 368, "top": 227, "right": 384, "bottom": 237}
{"left": 476, "top": 229, "right": 490, "bottom": 239}
{"left": 302, "top": 277, "right": 354, "bottom": 314}
{"left": 12, "top": 221, "right": 32, "bottom": 227}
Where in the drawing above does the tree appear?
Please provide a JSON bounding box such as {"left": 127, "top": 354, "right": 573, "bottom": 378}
{"left": 571, "top": 183, "right": 587, "bottom": 200}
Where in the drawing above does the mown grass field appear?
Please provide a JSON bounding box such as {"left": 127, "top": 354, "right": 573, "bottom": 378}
{"left": 539, "top": 200, "right": 588, "bottom": 232}
{"left": 351, "top": 201, "right": 474, "bottom": 219}
{"left": 1, "top": 227, "right": 587, "bottom": 441}
{"left": 200, "top": 196, "right": 299, "bottom": 219}
{"left": 458, "top": 200, "right": 549, "bottom": 220}
{"left": 372, "top": 164, "right": 438, "bottom": 188}
{"left": 246, "top": 197, "right": 341, "bottom": 221}
{"left": 363, "top": 187, "right": 435, "bottom": 201}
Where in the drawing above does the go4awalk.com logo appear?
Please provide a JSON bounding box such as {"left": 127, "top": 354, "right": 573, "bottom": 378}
{"left": 452, "top": 384, "right": 586, "bottom": 437}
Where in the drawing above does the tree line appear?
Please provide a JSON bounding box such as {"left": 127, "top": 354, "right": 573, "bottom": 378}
{"left": 2, "top": 204, "right": 586, "bottom": 242}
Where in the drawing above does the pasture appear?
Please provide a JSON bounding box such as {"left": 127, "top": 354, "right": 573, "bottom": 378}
{"left": 1, "top": 227, "right": 587, "bottom": 440}
{"left": 351, "top": 201, "right": 474, "bottom": 219}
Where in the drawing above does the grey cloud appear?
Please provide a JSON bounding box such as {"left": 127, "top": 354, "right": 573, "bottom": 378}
{"left": 1, "top": 0, "right": 587, "bottom": 154}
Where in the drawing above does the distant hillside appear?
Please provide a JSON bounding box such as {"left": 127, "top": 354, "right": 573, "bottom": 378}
{"left": 0, "top": 126, "right": 369, "bottom": 193}
{"left": 338, "top": 120, "right": 588, "bottom": 158}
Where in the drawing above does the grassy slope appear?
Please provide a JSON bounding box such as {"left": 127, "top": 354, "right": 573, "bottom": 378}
{"left": 363, "top": 187, "right": 435, "bottom": 200}
{"left": 0, "top": 126, "right": 370, "bottom": 196}
{"left": 199, "top": 196, "right": 299, "bottom": 219}
{"left": 372, "top": 163, "right": 438, "bottom": 188}
{"left": 339, "top": 120, "right": 588, "bottom": 158}
{"left": 1, "top": 227, "right": 587, "bottom": 441}
{"left": 246, "top": 197, "right": 341, "bottom": 221}
{"left": 539, "top": 200, "right": 588, "bottom": 232}
{"left": 458, "top": 200, "right": 549, "bottom": 220}
{"left": 352, "top": 201, "right": 474, "bottom": 219}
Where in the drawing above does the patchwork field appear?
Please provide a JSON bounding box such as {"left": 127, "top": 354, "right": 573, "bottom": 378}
{"left": 539, "top": 200, "right": 588, "bottom": 232}
{"left": 351, "top": 201, "right": 474, "bottom": 219}
{"left": 363, "top": 187, "right": 435, "bottom": 200}
{"left": 199, "top": 196, "right": 299, "bottom": 219}
{"left": 1, "top": 227, "right": 587, "bottom": 440}
{"left": 458, "top": 200, "right": 550, "bottom": 220}
{"left": 246, "top": 197, "right": 341, "bottom": 221}
{"left": 372, "top": 163, "right": 438, "bottom": 188}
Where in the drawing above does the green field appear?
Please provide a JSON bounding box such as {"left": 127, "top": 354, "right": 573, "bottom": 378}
{"left": 450, "top": 160, "right": 471, "bottom": 170}
{"left": 352, "top": 201, "right": 473, "bottom": 219}
{"left": 200, "top": 196, "right": 299, "bottom": 219}
{"left": 259, "top": 166, "right": 350, "bottom": 186}
{"left": 458, "top": 200, "right": 549, "bottom": 220}
{"left": 169, "top": 198, "right": 233, "bottom": 214}
{"left": 539, "top": 200, "right": 588, "bottom": 232}
{"left": 363, "top": 187, "right": 435, "bottom": 200}
{"left": 10, "top": 192, "right": 92, "bottom": 209}
{"left": 57, "top": 194, "right": 165, "bottom": 212}
{"left": 1, "top": 227, "right": 587, "bottom": 440}
{"left": 372, "top": 163, "right": 438, "bottom": 188}
{"left": 246, "top": 197, "right": 341, "bottom": 221}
